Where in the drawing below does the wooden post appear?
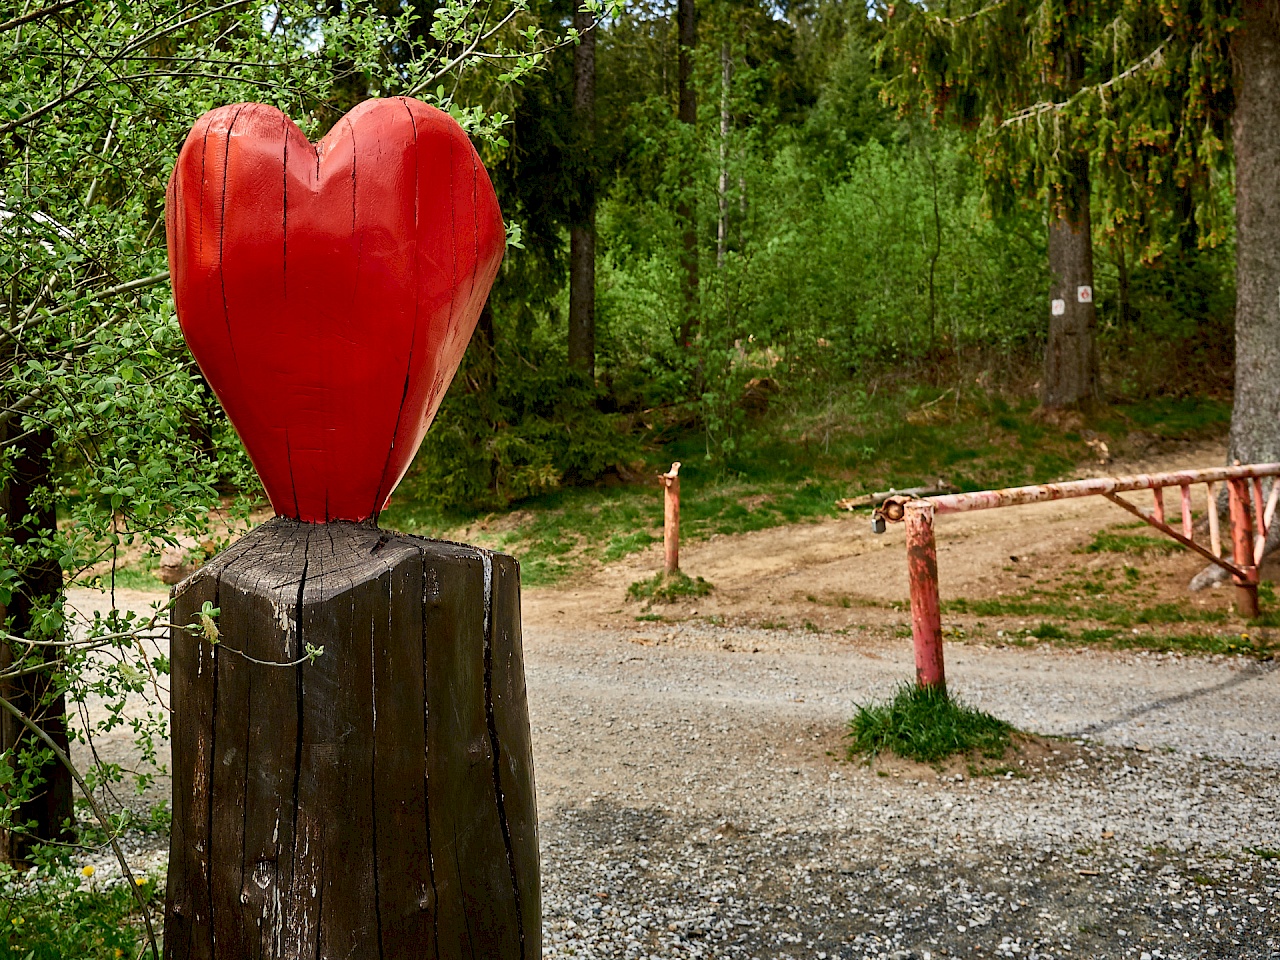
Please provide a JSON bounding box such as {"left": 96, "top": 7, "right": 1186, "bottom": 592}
{"left": 1228, "top": 478, "right": 1260, "bottom": 619}
{"left": 164, "top": 519, "right": 539, "bottom": 959}
{"left": 904, "top": 501, "right": 946, "bottom": 690}
{"left": 661, "top": 462, "right": 681, "bottom": 576}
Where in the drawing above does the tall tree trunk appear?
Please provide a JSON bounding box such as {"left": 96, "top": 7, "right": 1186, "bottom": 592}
{"left": 464, "top": 299, "right": 501, "bottom": 498}
{"left": 676, "top": 0, "right": 698, "bottom": 344}
{"left": 569, "top": 7, "right": 596, "bottom": 377}
{"left": 1113, "top": 239, "right": 1131, "bottom": 330}
{"left": 1228, "top": 0, "right": 1280, "bottom": 466}
{"left": 1042, "top": 156, "right": 1099, "bottom": 409}
{"left": 717, "top": 43, "right": 730, "bottom": 269}
{"left": 0, "top": 425, "right": 74, "bottom": 863}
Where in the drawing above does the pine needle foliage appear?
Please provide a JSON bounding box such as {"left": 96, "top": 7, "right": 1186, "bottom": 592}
{"left": 879, "top": 0, "right": 1238, "bottom": 255}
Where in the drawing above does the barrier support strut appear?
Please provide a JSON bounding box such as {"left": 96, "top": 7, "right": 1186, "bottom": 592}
{"left": 1228, "top": 478, "right": 1260, "bottom": 618}
{"left": 905, "top": 500, "right": 946, "bottom": 690}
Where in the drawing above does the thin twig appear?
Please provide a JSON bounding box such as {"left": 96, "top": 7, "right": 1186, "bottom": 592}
{"left": 0, "top": 0, "right": 82, "bottom": 34}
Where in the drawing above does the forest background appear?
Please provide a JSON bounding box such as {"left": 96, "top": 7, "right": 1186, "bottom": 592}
{"left": 409, "top": 0, "right": 1246, "bottom": 515}
{"left": 1, "top": 0, "right": 1276, "bottom": 944}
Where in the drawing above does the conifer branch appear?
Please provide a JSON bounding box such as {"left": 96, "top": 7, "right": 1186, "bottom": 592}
{"left": 1000, "top": 37, "right": 1170, "bottom": 128}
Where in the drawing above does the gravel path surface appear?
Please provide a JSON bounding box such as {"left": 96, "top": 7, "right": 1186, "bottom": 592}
{"left": 526, "top": 622, "right": 1280, "bottom": 960}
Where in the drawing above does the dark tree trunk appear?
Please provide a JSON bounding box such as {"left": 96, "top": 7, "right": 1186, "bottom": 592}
{"left": 164, "top": 519, "right": 538, "bottom": 959}
{"left": 1229, "top": 0, "right": 1280, "bottom": 466}
{"left": 0, "top": 425, "right": 74, "bottom": 864}
{"left": 474, "top": 297, "right": 497, "bottom": 386}
{"left": 1042, "top": 156, "right": 1099, "bottom": 409}
{"left": 676, "top": 0, "right": 698, "bottom": 344}
{"left": 461, "top": 299, "right": 503, "bottom": 499}
{"left": 569, "top": 7, "right": 596, "bottom": 377}
{"left": 1114, "top": 239, "right": 1132, "bottom": 330}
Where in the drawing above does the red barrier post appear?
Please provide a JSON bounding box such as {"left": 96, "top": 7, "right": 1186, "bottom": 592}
{"left": 905, "top": 500, "right": 946, "bottom": 690}
{"left": 661, "top": 462, "right": 681, "bottom": 575}
{"left": 1228, "top": 478, "right": 1260, "bottom": 618}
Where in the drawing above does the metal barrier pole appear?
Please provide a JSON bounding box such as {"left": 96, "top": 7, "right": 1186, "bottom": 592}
{"left": 1228, "top": 478, "right": 1260, "bottom": 618}
{"left": 661, "top": 462, "right": 681, "bottom": 575}
{"left": 905, "top": 500, "right": 946, "bottom": 690}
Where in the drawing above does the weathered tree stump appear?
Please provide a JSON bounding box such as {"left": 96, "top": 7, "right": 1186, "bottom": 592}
{"left": 164, "top": 519, "right": 538, "bottom": 959}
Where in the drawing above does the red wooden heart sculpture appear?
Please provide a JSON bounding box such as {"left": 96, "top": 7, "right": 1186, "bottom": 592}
{"left": 166, "top": 98, "right": 504, "bottom": 522}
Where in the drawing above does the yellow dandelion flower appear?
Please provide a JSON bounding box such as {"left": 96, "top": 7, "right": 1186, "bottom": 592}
{"left": 81, "top": 865, "right": 96, "bottom": 878}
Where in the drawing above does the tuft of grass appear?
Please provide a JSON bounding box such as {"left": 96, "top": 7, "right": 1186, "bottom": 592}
{"left": 846, "top": 683, "right": 1014, "bottom": 764}
{"left": 1029, "top": 622, "right": 1071, "bottom": 640}
{"left": 626, "top": 570, "right": 713, "bottom": 604}
{"left": 1079, "top": 628, "right": 1119, "bottom": 643}
{"left": 1246, "top": 847, "right": 1280, "bottom": 860}
{"left": 1084, "top": 532, "right": 1182, "bottom": 557}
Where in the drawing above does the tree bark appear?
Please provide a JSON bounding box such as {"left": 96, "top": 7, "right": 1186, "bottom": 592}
{"left": 0, "top": 424, "right": 74, "bottom": 864}
{"left": 1042, "top": 156, "right": 1099, "bottom": 409}
{"left": 717, "top": 43, "right": 730, "bottom": 269}
{"left": 676, "top": 0, "right": 698, "bottom": 344}
{"left": 164, "top": 520, "right": 539, "bottom": 959}
{"left": 569, "top": 7, "right": 596, "bottom": 377}
{"left": 1228, "top": 0, "right": 1280, "bottom": 466}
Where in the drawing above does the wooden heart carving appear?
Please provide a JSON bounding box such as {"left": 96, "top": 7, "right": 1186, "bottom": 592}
{"left": 166, "top": 98, "right": 504, "bottom": 522}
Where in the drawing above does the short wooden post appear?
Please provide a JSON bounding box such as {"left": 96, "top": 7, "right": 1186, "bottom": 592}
{"left": 905, "top": 500, "right": 946, "bottom": 690}
{"left": 1228, "top": 478, "right": 1260, "bottom": 619}
{"left": 661, "top": 462, "right": 681, "bottom": 575}
{"left": 164, "top": 519, "right": 539, "bottom": 959}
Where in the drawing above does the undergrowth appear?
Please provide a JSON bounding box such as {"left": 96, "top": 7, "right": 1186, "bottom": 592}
{"left": 846, "top": 683, "right": 1014, "bottom": 764}
{"left": 0, "top": 860, "right": 158, "bottom": 960}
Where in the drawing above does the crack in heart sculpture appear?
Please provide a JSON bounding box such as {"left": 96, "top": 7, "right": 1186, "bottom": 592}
{"left": 166, "top": 97, "right": 504, "bottom": 522}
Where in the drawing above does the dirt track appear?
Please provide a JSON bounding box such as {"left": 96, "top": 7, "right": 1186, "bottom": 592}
{"left": 522, "top": 439, "right": 1248, "bottom": 636}
{"left": 69, "top": 439, "right": 1280, "bottom": 957}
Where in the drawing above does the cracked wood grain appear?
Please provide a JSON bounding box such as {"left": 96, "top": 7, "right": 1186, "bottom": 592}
{"left": 164, "top": 520, "right": 537, "bottom": 959}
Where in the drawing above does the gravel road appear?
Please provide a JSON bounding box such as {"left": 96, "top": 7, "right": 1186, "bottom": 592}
{"left": 525, "top": 621, "right": 1280, "bottom": 960}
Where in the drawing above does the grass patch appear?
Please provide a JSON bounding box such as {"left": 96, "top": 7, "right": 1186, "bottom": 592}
{"left": 626, "top": 570, "right": 713, "bottom": 604}
{"left": 1079, "top": 628, "right": 1119, "bottom": 643}
{"left": 77, "top": 554, "right": 168, "bottom": 593}
{"left": 945, "top": 558, "right": 1273, "bottom": 656}
{"left": 1029, "top": 622, "right": 1071, "bottom": 640}
{"left": 846, "top": 683, "right": 1014, "bottom": 764}
{"left": 944, "top": 563, "right": 1233, "bottom": 633}
{"left": 1246, "top": 847, "right": 1280, "bottom": 860}
{"left": 1083, "top": 532, "right": 1182, "bottom": 557}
